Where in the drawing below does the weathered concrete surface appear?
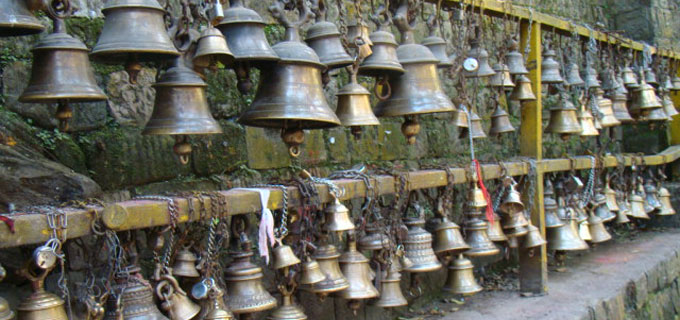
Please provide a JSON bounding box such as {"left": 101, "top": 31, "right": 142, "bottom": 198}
{"left": 439, "top": 230, "right": 680, "bottom": 320}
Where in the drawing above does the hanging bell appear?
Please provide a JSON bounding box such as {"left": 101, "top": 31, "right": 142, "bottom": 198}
{"left": 464, "top": 38, "right": 495, "bottom": 78}
{"left": 544, "top": 197, "right": 565, "bottom": 228}
{"left": 335, "top": 73, "right": 380, "bottom": 139}
{"left": 464, "top": 218, "right": 500, "bottom": 257}
{"left": 323, "top": 198, "right": 355, "bottom": 234}
{"left": 615, "top": 209, "right": 631, "bottom": 224}
{"left": 143, "top": 58, "right": 223, "bottom": 164}
{"left": 630, "top": 76, "right": 663, "bottom": 118}
{"left": 600, "top": 68, "right": 617, "bottom": 91}
{"left": 587, "top": 213, "right": 612, "bottom": 244}
{"left": 224, "top": 249, "right": 277, "bottom": 314}
{"left": 299, "top": 258, "right": 327, "bottom": 286}
{"left": 499, "top": 184, "right": 529, "bottom": 234}
{"left": 334, "top": 240, "right": 379, "bottom": 300}
{"left": 583, "top": 65, "right": 601, "bottom": 89}
{"left": 358, "top": 25, "right": 405, "bottom": 76}
{"left": 502, "top": 213, "right": 530, "bottom": 238}
{"left": 442, "top": 255, "right": 483, "bottom": 296}
{"left": 541, "top": 48, "right": 564, "bottom": 84}
{"left": 644, "top": 179, "right": 662, "bottom": 211}
{"left": 488, "top": 104, "right": 515, "bottom": 136}
{"left": 628, "top": 192, "right": 651, "bottom": 219}
{"left": 156, "top": 275, "right": 201, "bottom": 320}
{"left": 217, "top": 0, "right": 278, "bottom": 64}
{"left": 452, "top": 104, "right": 469, "bottom": 130}
{"left": 486, "top": 214, "right": 508, "bottom": 242}
{"left": 594, "top": 89, "right": 621, "bottom": 127}
{"left": 661, "top": 90, "right": 680, "bottom": 118}
{"left": 505, "top": 39, "right": 529, "bottom": 75}
{"left": 523, "top": 223, "right": 547, "bottom": 249}
{"left": 0, "top": 298, "right": 12, "bottom": 320}
{"left": 638, "top": 103, "right": 669, "bottom": 124}
{"left": 592, "top": 194, "right": 616, "bottom": 222}
{"left": 104, "top": 266, "right": 169, "bottom": 320}
{"left": 422, "top": 33, "right": 453, "bottom": 68}
{"left": 309, "top": 244, "right": 350, "bottom": 296}
{"left": 371, "top": 257, "right": 408, "bottom": 308}
{"left": 461, "top": 108, "right": 487, "bottom": 140}
{"left": 509, "top": 75, "right": 536, "bottom": 101}
{"left": 672, "top": 74, "right": 680, "bottom": 91}
{"left": 489, "top": 64, "right": 515, "bottom": 89}
{"left": 603, "top": 182, "right": 620, "bottom": 212}
{"left": 565, "top": 63, "right": 585, "bottom": 87}
{"left": 545, "top": 92, "right": 582, "bottom": 140}
{"left": 204, "top": 289, "right": 234, "bottom": 320}
{"left": 578, "top": 100, "right": 599, "bottom": 137}
{"left": 91, "top": 0, "right": 180, "bottom": 83}
{"left": 657, "top": 187, "right": 676, "bottom": 216}
{"left": 617, "top": 192, "right": 632, "bottom": 218}
{"left": 358, "top": 224, "right": 390, "bottom": 251}
{"left": 17, "top": 267, "right": 68, "bottom": 320}
{"left": 0, "top": 0, "right": 44, "bottom": 36}
{"left": 645, "top": 68, "right": 659, "bottom": 86}
{"left": 193, "top": 26, "right": 234, "bottom": 70}
{"left": 578, "top": 218, "right": 592, "bottom": 241}
{"left": 20, "top": 17, "right": 107, "bottom": 131}
{"left": 547, "top": 218, "right": 589, "bottom": 251}
{"left": 609, "top": 83, "right": 635, "bottom": 123}
{"left": 172, "top": 246, "right": 200, "bottom": 278}
{"left": 305, "top": 6, "right": 353, "bottom": 70}
{"left": 433, "top": 217, "right": 470, "bottom": 254}
{"left": 499, "top": 182, "right": 525, "bottom": 215}
{"left": 267, "top": 290, "right": 307, "bottom": 320}
{"left": 621, "top": 66, "right": 639, "bottom": 89}
{"left": 273, "top": 244, "right": 302, "bottom": 270}
{"left": 402, "top": 217, "right": 442, "bottom": 273}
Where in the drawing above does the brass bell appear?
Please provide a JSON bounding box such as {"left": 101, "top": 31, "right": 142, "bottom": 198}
{"left": 452, "top": 105, "right": 469, "bottom": 130}
{"left": 335, "top": 72, "right": 380, "bottom": 139}
{"left": 547, "top": 218, "right": 589, "bottom": 251}
{"left": 422, "top": 33, "right": 453, "bottom": 69}
{"left": 544, "top": 197, "right": 565, "bottom": 229}
{"left": 638, "top": 103, "right": 669, "bottom": 123}
{"left": 0, "top": 0, "right": 44, "bottom": 36}
{"left": 464, "top": 218, "right": 500, "bottom": 257}
{"left": 143, "top": 58, "right": 223, "bottom": 164}
{"left": 464, "top": 38, "right": 496, "bottom": 78}
{"left": 156, "top": 274, "right": 201, "bottom": 320}
{"left": 0, "top": 265, "right": 11, "bottom": 320}
{"left": 305, "top": 3, "right": 353, "bottom": 70}
{"left": 299, "top": 258, "right": 327, "bottom": 286}
{"left": 323, "top": 198, "right": 355, "bottom": 234}
{"left": 617, "top": 192, "right": 633, "bottom": 218}
{"left": 587, "top": 213, "right": 612, "bottom": 244}
{"left": 502, "top": 213, "right": 530, "bottom": 238}
{"left": 630, "top": 76, "right": 663, "bottom": 117}
{"left": 523, "top": 223, "right": 547, "bottom": 249}
{"left": 505, "top": 39, "right": 529, "bottom": 75}
{"left": 628, "top": 192, "right": 651, "bottom": 219}
{"left": 103, "top": 266, "right": 169, "bottom": 320}
{"left": 545, "top": 92, "right": 582, "bottom": 140}
{"left": 603, "top": 181, "right": 620, "bottom": 212}
{"left": 433, "top": 217, "right": 470, "bottom": 254}
{"left": 510, "top": 75, "right": 537, "bottom": 101}
{"left": 592, "top": 194, "right": 616, "bottom": 222}
{"left": 583, "top": 65, "right": 601, "bottom": 89}
{"left": 657, "top": 187, "right": 676, "bottom": 216}
{"left": 20, "top": 17, "right": 107, "bottom": 131}
{"left": 672, "top": 74, "right": 680, "bottom": 91}
{"left": 600, "top": 68, "right": 617, "bottom": 91}
{"left": 609, "top": 83, "right": 635, "bottom": 123}
{"left": 193, "top": 26, "right": 235, "bottom": 69}
{"left": 267, "top": 289, "right": 307, "bottom": 320}
{"left": 273, "top": 244, "right": 301, "bottom": 270}
{"left": 335, "top": 239, "right": 379, "bottom": 300}
{"left": 595, "top": 89, "right": 621, "bottom": 127}
{"left": 442, "top": 255, "right": 482, "bottom": 296}
{"left": 172, "top": 246, "right": 200, "bottom": 278}
{"left": 489, "top": 64, "right": 515, "bottom": 89}
{"left": 17, "top": 267, "right": 68, "bottom": 320}
{"left": 638, "top": 182, "right": 656, "bottom": 215}
{"left": 372, "top": 265, "right": 408, "bottom": 308}
{"left": 565, "top": 63, "right": 585, "bottom": 87}
{"left": 358, "top": 224, "right": 390, "bottom": 251}
{"left": 402, "top": 217, "right": 443, "bottom": 273}
{"left": 499, "top": 182, "right": 524, "bottom": 215}
{"left": 643, "top": 179, "right": 662, "bottom": 211}
{"left": 644, "top": 67, "right": 659, "bottom": 86}
{"left": 541, "top": 48, "right": 563, "bottom": 84}
{"left": 621, "top": 66, "right": 639, "bottom": 89}
{"left": 486, "top": 213, "right": 508, "bottom": 243}
{"left": 91, "top": 0, "right": 180, "bottom": 83}
{"left": 660, "top": 90, "right": 680, "bottom": 119}
{"left": 578, "top": 100, "right": 599, "bottom": 137}
{"left": 500, "top": 184, "right": 529, "bottom": 235}
{"left": 615, "top": 209, "right": 631, "bottom": 224}
{"left": 309, "top": 244, "right": 350, "bottom": 295}
{"left": 224, "top": 247, "right": 277, "bottom": 314}
{"left": 578, "top": 219, "right": 592, "bottom": 242}
{"left": 204, "top": 289, "right": 234, "bottom": 320}
{"left": 461, "top": 108, "right": 487, "bottom": 140}
{"left": 488, "top": 104, "right": 515, "bottom": 136}
{"left": 358, "top": 25, "right": 405, "bottom": 76}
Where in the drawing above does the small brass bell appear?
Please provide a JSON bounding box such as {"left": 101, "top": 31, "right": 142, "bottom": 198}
{"left": 615, "top": 209, "right": 631, "bottom": 224}
{"left": 545, "top": 92, "right": 582, "bottom": 140}
{"left": 433, "top": 217, "right": 470, "bottom": 254}
{"left": 299, "top": 259, "right": 327, "bottom": 286}
{"left": 489, "top": 64, "right": 515, "bottom": 89}
{"left": 499, "top": 182, "right": 524, "bottom": 215}
{"left": 358, "top": 225, "right": 390, "bottom": 251}
{"left": 461, "top": 108, "right": 487, "bottom": 140}
{"left": 544, "top": 197, "right": 565, "bottom": 229}
{"left": 204, "top": 289, "right": 234, "bottom": 320}
{"left": 17, "top": 267, "right": 68, "bottom": 320}
{"left": 324, "top": 198, "right": 355, "bottom": 234}
{"left": 452, "top": 105, "right": 469, "bottom": 130}
{"left": 630, "top": 76, "right": 663, "bottom": 117}
{"left": 672, "top": 74, "right": 680, "bottom": 91}
{"left": 422, "top": 33, "right": 453, "bottom": 69}
{"left": 587, "top": 213, "right": 612, "bottom": 244}
{"left": 305, "top": 2, "right": 352, "bottom": 70}
{"left": 500, "top": 184, "right": 529, "bottom": 235}
{"left": 224, "top": 248, "right": 277, "bottom": 314}
{"left": 523, "top": 223, "right": 547, "bottom": 249}
{"left": 193, "top": 26, "right": 235, "bottom": 69}
{"left": 547, "top": 218, "right": 589, "bottom": 251}
{"left": 488, "top": 104, "right": 515, "bottom": 136}
{"left": 505, "top": 39, "right": 529, "bottom": 75}
{"left": 603, "top": 182, "right": 620, "bottom": 212}
{"left": 643, "top": 179, "right": 662, "bottom": 211}
{"left": 272, "top": 244, "right": 301, "bottom": 270}
{"left": 464, "top": 218, "right": 500, "bottom": 257}
{"left": 592, "top": 194, "right": 616, "bottom": 222}
{"left": 216, "top": 0, "right": 278, "bottom": 64}
{"left": 541, "top": 48, "right": 563, "bottom": 84}
{"left": 628, "top": 192, "right": 651, "bottom": 219}
{"left": 267, "top": 289, "right": 307, "bottom": 320}
{"left": 402, "top": 217, "right": 443, "bottom": 273}
{"left": 617, "top": 192, "right": 632, "bottom": 218}
{"left": 645, "top": 67, "right": 659, "bottom": 86}
{"left": 657, "top": 187, "right": 676, "bottom": 216}
{"left": 565, "top": 63, "right": 585, "bottom": 87}
{"left": 0, "top": 0, "right": 44, "bottom": 36}
{"left": 358, "top": 25, "right": 405, "bottom": 76}
{"left": 509, "top": 75, "right": 536, "bottom": 101}
{"left": 371, "top": 258, "right": 408, "bottom": 308}
{"left": 156, "top": 275, "right": 201, "bottom": 320}
{"left": 578, "top": 101, "right": 599, "bottom": 137}
{"left": 638, "top": 103, "right": 669, "bottom": 123}
{"left": 309, "top": 244, "right": 350, "bottom": 295}
{"left": 0, "top": 266, "right": 12, "bottom": 320}
{"left": 595, "top": 89, "right": 621, "bottom": 127}
{"left": 464, "top": 38, "right": 496, "bottom": 78}
{"left": 172, "top": 246, "right": 200, "bottom": 278}
{"left": 583, "top": 65, "right": 601, "bottom": 89}
{"left": 335, "top": 239, "right": 379, "bottom": 300}
{"left": 600, "top": 69, "right": 617, "bottom": 91}
{"left": 621, "top": 66, "right": 639, "bottom": 89}
{"left": 660, "top": 90, "right": 679, "bottom": 119}
{"left": 335, "top": 72, "right": 380, "bottom": 139}
{"left": 20, "top": 17, "right": 107, "bottom": 131}
{"left": 610, "top": 83, "right": 635, "bottom": 123}
{"left": 104, "top": 266, "right": 169, "bottom": 320}
{"left": 91, "top": 0, "right": 180, "bottom": 83}
{"left": 486, "top": 214, "right": 508, "bottom": 243}
{"left": 442, "top": 255, "right": 482, "bottom": 296}
{"left": 578, "top": 219, "right": 592, "bottom": 242}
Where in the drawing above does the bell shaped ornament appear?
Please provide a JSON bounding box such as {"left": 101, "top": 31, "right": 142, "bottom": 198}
{"left": 402, "top": 217, "right": 442, "bottom": 273}
{"left": 156, "top": 275, "right": 201, "bottom": 320}
{"left": 299, "top": 258, "right": 327, "bottom": 286}
{"left": 359, "top": 25, "right": 404, "bottom": 76}
{"left": 453, "top": 105, "right": 469, "bottom": 130}
{"left": 461, "top": 108, "right": 487, "bottom": 139}
{"left": 489, "top": 64, "right": 515, "bottom": 89}
{"left": 486, "top": 214, "right": 508, "bottom": 243}
{"left": 541, "top": 48, "right": 563, "bottom": 84}
{"left": 603, "top": 182, "right": 620, "bottom": 212}
{"left": 629, "top": 192, "right": 651, "bottom": 219}
{"left": 499, "top": 183, "right": 525, "bottom": 215}
{"left": 630, "top": 77, "right": 663, "bottom": 118}
{"left": 644, "top": 179, "right": 662, "bottom": 211}
{"left": 565, "top": 63, "right": 585, "bottom": 87}
{"left": 17, "top": 267, "right": 68, "bottom": 320}
{"left": 510, "top": 75, "right": 536, "bottom": 101}
{"left": 91, "top": 0, "right": 180, "bottom": 83}
{"left": 104, "top": 266, "right": 169, "bottom": 320}
{"left": 661, "top": 91, "right": 679, "bottom": 119}
{"left": 523, "top": 223, "right": 547, "bottom": 249}
{"left": 193, "top": 26, "right": 234, "bottom": 70}
{"left": 273, "top": 244, "right": 301, "bottom": 270}
{"left": 578, "top": 219, "right": 592, "bottom": 241}
{"left": 595, "top": 89, "right": 621, "bottom": 127}
{"left": 305, "top": 6, "right": 352, "bottom": 70}
{"left": 488, "top": 104, "right": 515, "bottom": 136}
{"left": 323, "top": 198, "right": 355, "bottom": 234}
{"left": 505, "top": 39, "right": 529, "bottom": 75}
{"left": 502, "top": 212, "right": 530, "bottom": 238}
{"left": 464, "top": 39, "right": 495, "bottom": 78}
{"left": 309, "top": 244, "right": 350, "bottom": 296}
{"left": 204, "top": 290, "right": 234, "bottom": 320}
{"left": 644, "top": 68, "right": 658, "bottom": 86}
{"left": 610, "top": 83, "right": 635, "bottom": 123}
{"left": 544, "top": 197, "right": 565, "bottom": 229}
{"left": 335, "top": 240, "right": 379, "bottom": 300}
{"left": 172, "top": 246, "right": 200, "bottom": 278}
{"left": 592, "top": 194, "right": 616, "bottom": 222}
{"left": 547, "top": 218, "right": 589, "bottom": 251}
{"left": 578, "top": 101, "right": 599, "bottom": 137}
{"left": 621, "top": 66, "right": 639, "bottom": 89}
{"left": 545, "top": 93, "right": 582, "bottom": 140}
{"left": 20, "top": 17, "right": 107, "bottom": 131}
{"left": 372, "top": 270, "right": 408, "bottom": 308}
{"left": 267, "top": 290, "right": 307, "bottom": 320}
{"left": 583, "top": 65, "right": 601, "bottom": 89}
{"left": 422, "top": 33, "right": 453, "bottom": 69}
{"left": 443, "top": 255, "right": 482, "bottom": 296}
{"left": 464, "top": 218, "right": 500, "bottom": 257}
{"left": 217, "top": 0, "right": 278, "bottom": 64}
{"left": 433, "top": 217, "right": 470, "bottom": 254}
{"left": 587, "top": 213, "right": 612, "bottom": 244}
{"left": 0, "top": 0, "right": 44, "bottom": 36}
{"left": 335, "top": 73, "right": 380, "bottom": 139}
{"left": 657, "top": 187, "right": 676, "bottom": 216}
{"left": 224, "top": 249, "right": 277, "bottom": 314}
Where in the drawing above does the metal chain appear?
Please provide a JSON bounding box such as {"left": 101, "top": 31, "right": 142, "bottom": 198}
{"left": 44, "top": 209, "right": 72, "bottom": 319}
{"left": 134, "top": 196, "right": 179, "bottom": 270}
{"left": 492, "top": 185, "right": 506, "bottom": 213}
{"left": 253, "top": 184, "right": 289, "bottom": 238}
{"left": 522, "top": 8, "right": 534, "bottom": 63}
{"left": 581, "top": 156, "right": 597, "bottom": 206}
{"left": 309, "top": 176, "right": 343, "bottom": 199}
{"left": 329, "top": 165, "right": 375, "bottom": 212}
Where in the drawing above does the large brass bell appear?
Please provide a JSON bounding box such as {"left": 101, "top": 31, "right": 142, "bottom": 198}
{"left": 224, "top": 240, "right": 277, "bottom": 314}
{"left": 20, "top": 17, "right": 107, "bottom": 132}
{"left": 489, "top": 64, "right": 515, "bottom": 89}
{"left": 603, "top": 181, "right": 620, "bottom": 212}
{"left": 488, "top": 104, "right": 515, "bottom": 136}
{"left": 595, "top": 89, "right": 621, "bottom": 127}
{"left": 433, "top": 217, "right": 470, "bottom": 254}
{"left": 309, "top": 244, "right": 349, "bottom": 296}
{"left": 335, "top": 72, "right": 380, "bottom": 139}
{"left": 442, "top": 255, "right": 482, "bottom": 296}
{"left": 172, "top": 246, "right": 200, "bottom": 278}
{"left": 505, "top": 39, "right": 529, "bottom": 75}
{"left": 510, "top": 75, "right": 536, "bottom": 101}
{"left": 143, "top": 59, "right": 223, "bottom": 164}
{"left": 629, "top": 192, "right": 650, "bottom": 219}
{"left": 610, "top": 82, "right": 635, "bottom": 123}
{"left": 523, "top": 223, "right": 547, "bottom": 249}
{"left": 91, "top": 0, "right": 180, "bottom": 83}
{"left": 104, "top": 266, "right": 169, "bottom": 320}
{"left": 0, "top": 0, "right": 44, "bottom": 36}
{"left": 565, "top": 63, "right": 585, "bottom": 87}
{"left": 193, "top": 26, "right": 234, "bottom": 70}
{"left": 335, "top": 239, "right": 379, "bottom": 300}
{"left": 272, "top": 244, "right": 301, "bottom": 270}
{"left": 638, "top": 103, "right": 669, "bottom": 124}
{"left": 464, "top": 218, "right": 499, "bottom": 257}
{"left": 156, "top": 274, "right": 201, "bottom": 320}
{"left": 358, "top": 24, "right": 405, "bottom": 77}
{"left": 17, "top": 266, "right": 68, "bottom": 320}
{"left": 299, "top": 258, "right": 327, "bottom": 286}
{"left": 545, "top": 92, "right": 582, "bottom": 140}
{"left": 547, "top": 203, "right": 588, "bottom": 251}
{"left": 372, "top": 265, "right": 408, "bottom": 308}
{"left": 486, "top": 213, "right": 508, "bottom": 242}
{"left": 305, "top": 1, "right": 352, "bottom": 70}
{"left": 499, "top": 182, "right": 529, "bottom": 237}
{"left": 323, "top": 198, "right": 355, "bottom": 234}
{"left": 541, "top": 47, "right": 563, "bottom": 84}
{"left": 657, "top": 187, "right": 676, "bottom": 216}
{"left": 587, "top": 213, "right": 612, "bottom": 244}
{"left": 402, "top": 217, "right": 442, "bottom": 272}
{"left": 578, "top": 100, "right": 599, "bottom": 137}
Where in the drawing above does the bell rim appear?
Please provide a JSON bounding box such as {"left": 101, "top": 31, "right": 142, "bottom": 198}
{"left": 19, "top": 91, "right": 108, "bottom": 103}
{"left": 396, "top": 44, "right": 440, "bottom": 65}
{"left": 357, "top": 63, "right": 405, "bottom": 76}
{"left": 90, "top": 48, "right": 181, "bottom": 63}
{"left": 219, "top": 6, "right": 267, "bottom": 25}
{"left": 0, "top": 22, "right": 45, "bottom": 37}
{"left": 102, "top": 0, "right": 166, "bottom": 11}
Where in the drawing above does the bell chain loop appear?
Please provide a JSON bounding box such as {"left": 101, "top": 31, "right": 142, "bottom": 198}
{"left": 581, "top": 156, "right": 597, "bottom": 206}
{"left": 44, "top": 209, "right": 73, "bottom": 319}
{"left": 135, "top": 196, "right": 180, "bottom": 272}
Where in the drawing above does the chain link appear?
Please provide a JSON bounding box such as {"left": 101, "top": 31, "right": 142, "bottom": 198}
{"left": 134, "top": 196, "right": 179, "bottom": 271}
{"left": 44, "top": 209, "right": 72, "bottom": 319}
{"left": 581, "top": 156, "right": 597, "bottom": 206}
{"left": 253, "top": 184, "right": 289, "bottom": 238}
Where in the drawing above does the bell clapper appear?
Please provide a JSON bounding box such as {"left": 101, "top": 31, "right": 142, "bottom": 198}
{"left": 554, "top": 250, "right": 567, "bottom": 272}
{"left": 125, "top": 58, "right": 143, "bottom": 84}
{"left": 281, "top": 127, "right": 305, "bottom": 157}
{"left": 173, "top": 135, "right": 192, "bottom": 165}
{"left": 402, "top": 116, "right": 421, "bottom": 144}
{"left": 55, "top": 101, "right": 72, "bottom": 132}
{"left": 408, "top": 273, "right": 423, "bottom": 298}
{"left": 374, "top": 75, "right": 392, "bottom": 100}
{"left": 350, "top": 126, "right": 363, "bottom": 140}
{"left": 235, "top": 62, "right": 253, "bottom": 95}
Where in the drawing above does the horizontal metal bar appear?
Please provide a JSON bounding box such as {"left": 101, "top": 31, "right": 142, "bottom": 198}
{"left": 1, "top": 146, "right": 679, "bottom": 249}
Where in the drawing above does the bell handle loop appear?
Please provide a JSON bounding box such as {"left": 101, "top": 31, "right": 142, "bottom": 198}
{"left": 310, "top": 0, "right": 327, "bottom": 22}
{"left": 46, "top": 0, "right": 72, "bottom": 20}
{"left": 375, "top": 76, "right": 392, "bottom": 100}
{"left": 269, "top": 0, "right": 313, "bottom": 38}
{"left": 288, "top": 145, "right": 301, "bottom": 158}
{"left": 178, "top": 154, "right": 190, "bottom": 165}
